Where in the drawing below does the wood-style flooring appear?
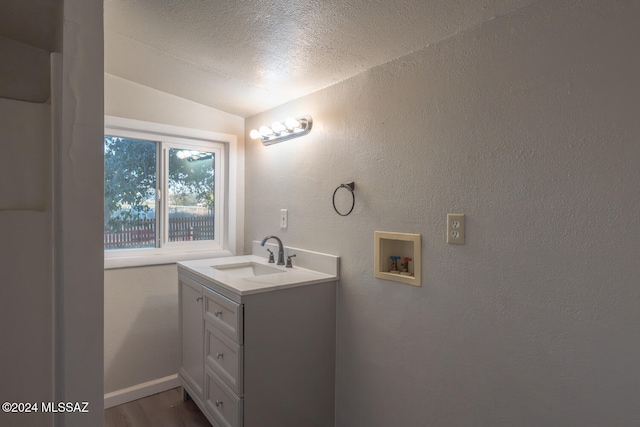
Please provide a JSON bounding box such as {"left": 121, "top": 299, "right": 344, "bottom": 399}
{"left": 104, "top": 387, "right": 211, "bottom": 427}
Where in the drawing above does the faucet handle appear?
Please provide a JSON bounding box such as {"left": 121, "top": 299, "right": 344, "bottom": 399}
{"left": 286, "top": 254, "right": 296, "bottom": 268}
{"left": 266, "top": 248, "right": 275, "bottom": 263}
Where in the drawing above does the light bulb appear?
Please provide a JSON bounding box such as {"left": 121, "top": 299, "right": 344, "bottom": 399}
{"left": 271, "top": 121, "right": 286, "bottom": 133}
{"left": 284, "top": 117, "right": 300, "bottom": 130}
{"left": 259, "top": 126, "right": 273, "bottom": 137}
{"left": 249, "top": 129, "right": 261, "bottom": 139}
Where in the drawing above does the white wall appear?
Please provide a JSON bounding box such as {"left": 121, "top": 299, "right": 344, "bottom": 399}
{"left": 245, "top": 0, "right": 640, "bottom": 425}
{"left": 56, "top": 1, "right": 105, "bottom": 425}
{"left": 0, "top": 1, "right": 104, "bottom": 426}
{"left": 105, "top": 74, "right": 244, "bottom": 135}
{"left": 0, "top": 99, "right": 53, "bottom": 427}
{"left": 104, "top": 74, "right": 244, "bottom": 396}
{"left": 0, "top": 35, "right": 51, "bottom": 102}
{"left": 0, "top": 98, "right": 50, "bottom": 210}
{"left": 104, "top": 265, "right": 179, "bottom": 392}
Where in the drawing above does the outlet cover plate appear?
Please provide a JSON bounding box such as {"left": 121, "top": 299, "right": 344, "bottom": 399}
{"left": 447, "top": 214, "right": 465, "bottom": 245}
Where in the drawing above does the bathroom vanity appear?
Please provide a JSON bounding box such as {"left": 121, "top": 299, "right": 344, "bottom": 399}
{"left": 177, "top": 245, "right": 339, "bottom": 427}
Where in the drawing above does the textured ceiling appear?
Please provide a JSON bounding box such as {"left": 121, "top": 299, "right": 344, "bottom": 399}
{"left": 105, "top": 0, "right": 542, "bottom": 118}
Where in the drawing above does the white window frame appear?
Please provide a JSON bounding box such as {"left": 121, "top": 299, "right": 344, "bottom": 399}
{"left": 161, "top": 140, "right": 222, "bottom": 251}
{"left": 104, "top": 116, "right": 242, "bottom": 269}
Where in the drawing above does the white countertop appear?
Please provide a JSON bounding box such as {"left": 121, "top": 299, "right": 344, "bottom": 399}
{"left": 178, "top": 254, "right": 338, "bottom": 296}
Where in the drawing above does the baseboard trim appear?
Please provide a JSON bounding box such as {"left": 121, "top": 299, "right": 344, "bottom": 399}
{"left": 104, "top": 374, "right": 180, "bottom": 409}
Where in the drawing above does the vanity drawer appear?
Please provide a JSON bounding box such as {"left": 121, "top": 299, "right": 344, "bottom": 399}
{"left": 204, "top": 287, "right": 243, "bottom": 344}
{"left": 205, "top": 322, "right": 243, "bottom": 396}
{"left": 206, "top": 366, "right": 243, "bottom": 427}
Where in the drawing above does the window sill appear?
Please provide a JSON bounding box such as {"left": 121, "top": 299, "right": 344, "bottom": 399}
{"left": 104, "top": 249, "right": 234, "bottom": 270}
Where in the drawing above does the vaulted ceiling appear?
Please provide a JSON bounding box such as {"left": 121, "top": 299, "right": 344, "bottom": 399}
{"left": 2, "top": 1, "right": 542, "bottom": 114}
{"left": 104, "top": 0, "right": 544, "bottom": 117}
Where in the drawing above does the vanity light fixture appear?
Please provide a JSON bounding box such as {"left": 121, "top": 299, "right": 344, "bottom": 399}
{"left": 249, "top": 115, "right": 313, "bottom": 146}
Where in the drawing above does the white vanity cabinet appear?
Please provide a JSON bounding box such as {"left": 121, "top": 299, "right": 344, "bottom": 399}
{"left": 178, "top": 259, "right": 337, "bottom": 427}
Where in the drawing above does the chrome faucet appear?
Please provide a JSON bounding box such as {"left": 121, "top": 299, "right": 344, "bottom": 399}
{"left": 260, "top": 235, "right": 285, "bottom": 265}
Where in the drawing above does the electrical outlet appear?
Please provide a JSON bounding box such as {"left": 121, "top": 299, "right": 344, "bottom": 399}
{"left": 447, "top": 214, "right": 465, "bottom": 245}
{"left": 280, "top": 209, "right": 288, "bottom": 229}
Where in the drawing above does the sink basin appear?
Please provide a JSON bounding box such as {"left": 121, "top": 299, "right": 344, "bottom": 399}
{"left": 179, "top": 252, "right": 339, "bottom": 296}
{"left": 213, "top": 262, "right": 285, "bottom": 278}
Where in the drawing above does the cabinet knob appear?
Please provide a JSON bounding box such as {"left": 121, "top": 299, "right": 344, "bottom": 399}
{"left": 215, "top": 400, "right": 223, "bottom": 407}
{"left": 196, "top": 297, "right": 203, "bottom": 302}
{"left": 216, "top": 352, "right": 224, "bottom": 359}
{"left": 214, "top": 311, "right": 223, "bottom": 317}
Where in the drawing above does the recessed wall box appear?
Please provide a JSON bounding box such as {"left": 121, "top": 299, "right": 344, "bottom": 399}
{"left": 374, "top": 231, "right": 421, "bottom": 287}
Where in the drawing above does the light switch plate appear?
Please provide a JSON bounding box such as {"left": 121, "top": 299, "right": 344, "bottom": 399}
{"left": 280, "top": 209, "right": 288, "bottom": 229}
{"left": 447, "top": 214, "right": 465, "bottom": 244}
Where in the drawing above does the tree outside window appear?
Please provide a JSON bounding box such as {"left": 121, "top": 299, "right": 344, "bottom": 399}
{"left": 104, "top": 136, "right": 216, "bottom": 250}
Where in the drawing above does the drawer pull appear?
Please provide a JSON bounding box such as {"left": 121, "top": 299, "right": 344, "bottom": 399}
{"left": 215, "top": 400, "right": 223, "bottom": 407}
{"left": 214, "top": 311, "right": 223, "bottom": 317}
{"left": 196, "top": 296, "right": 203, "bottom": 302}
{"left": 216, "top": 352, "right": 224, "bottom": 359}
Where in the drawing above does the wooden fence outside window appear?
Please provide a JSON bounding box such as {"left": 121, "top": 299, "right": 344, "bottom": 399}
{"left": 104, "top": 216, "right": 214, "bottom": 249}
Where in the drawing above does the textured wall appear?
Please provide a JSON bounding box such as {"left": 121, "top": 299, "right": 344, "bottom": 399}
{"left": 245, "top": 0, "right": 640, "bottom": 425}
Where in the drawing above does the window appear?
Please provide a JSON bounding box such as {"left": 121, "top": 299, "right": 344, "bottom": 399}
{"left": 104, "top": 116, "right": 240, "bottom": 268}
{"left": 104, "top": 135, "right": 158, "bottom": 250}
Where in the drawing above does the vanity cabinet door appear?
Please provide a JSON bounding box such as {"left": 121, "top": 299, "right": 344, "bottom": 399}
{"left": 179, "top": 278, "right": 205, "bottom": 400}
